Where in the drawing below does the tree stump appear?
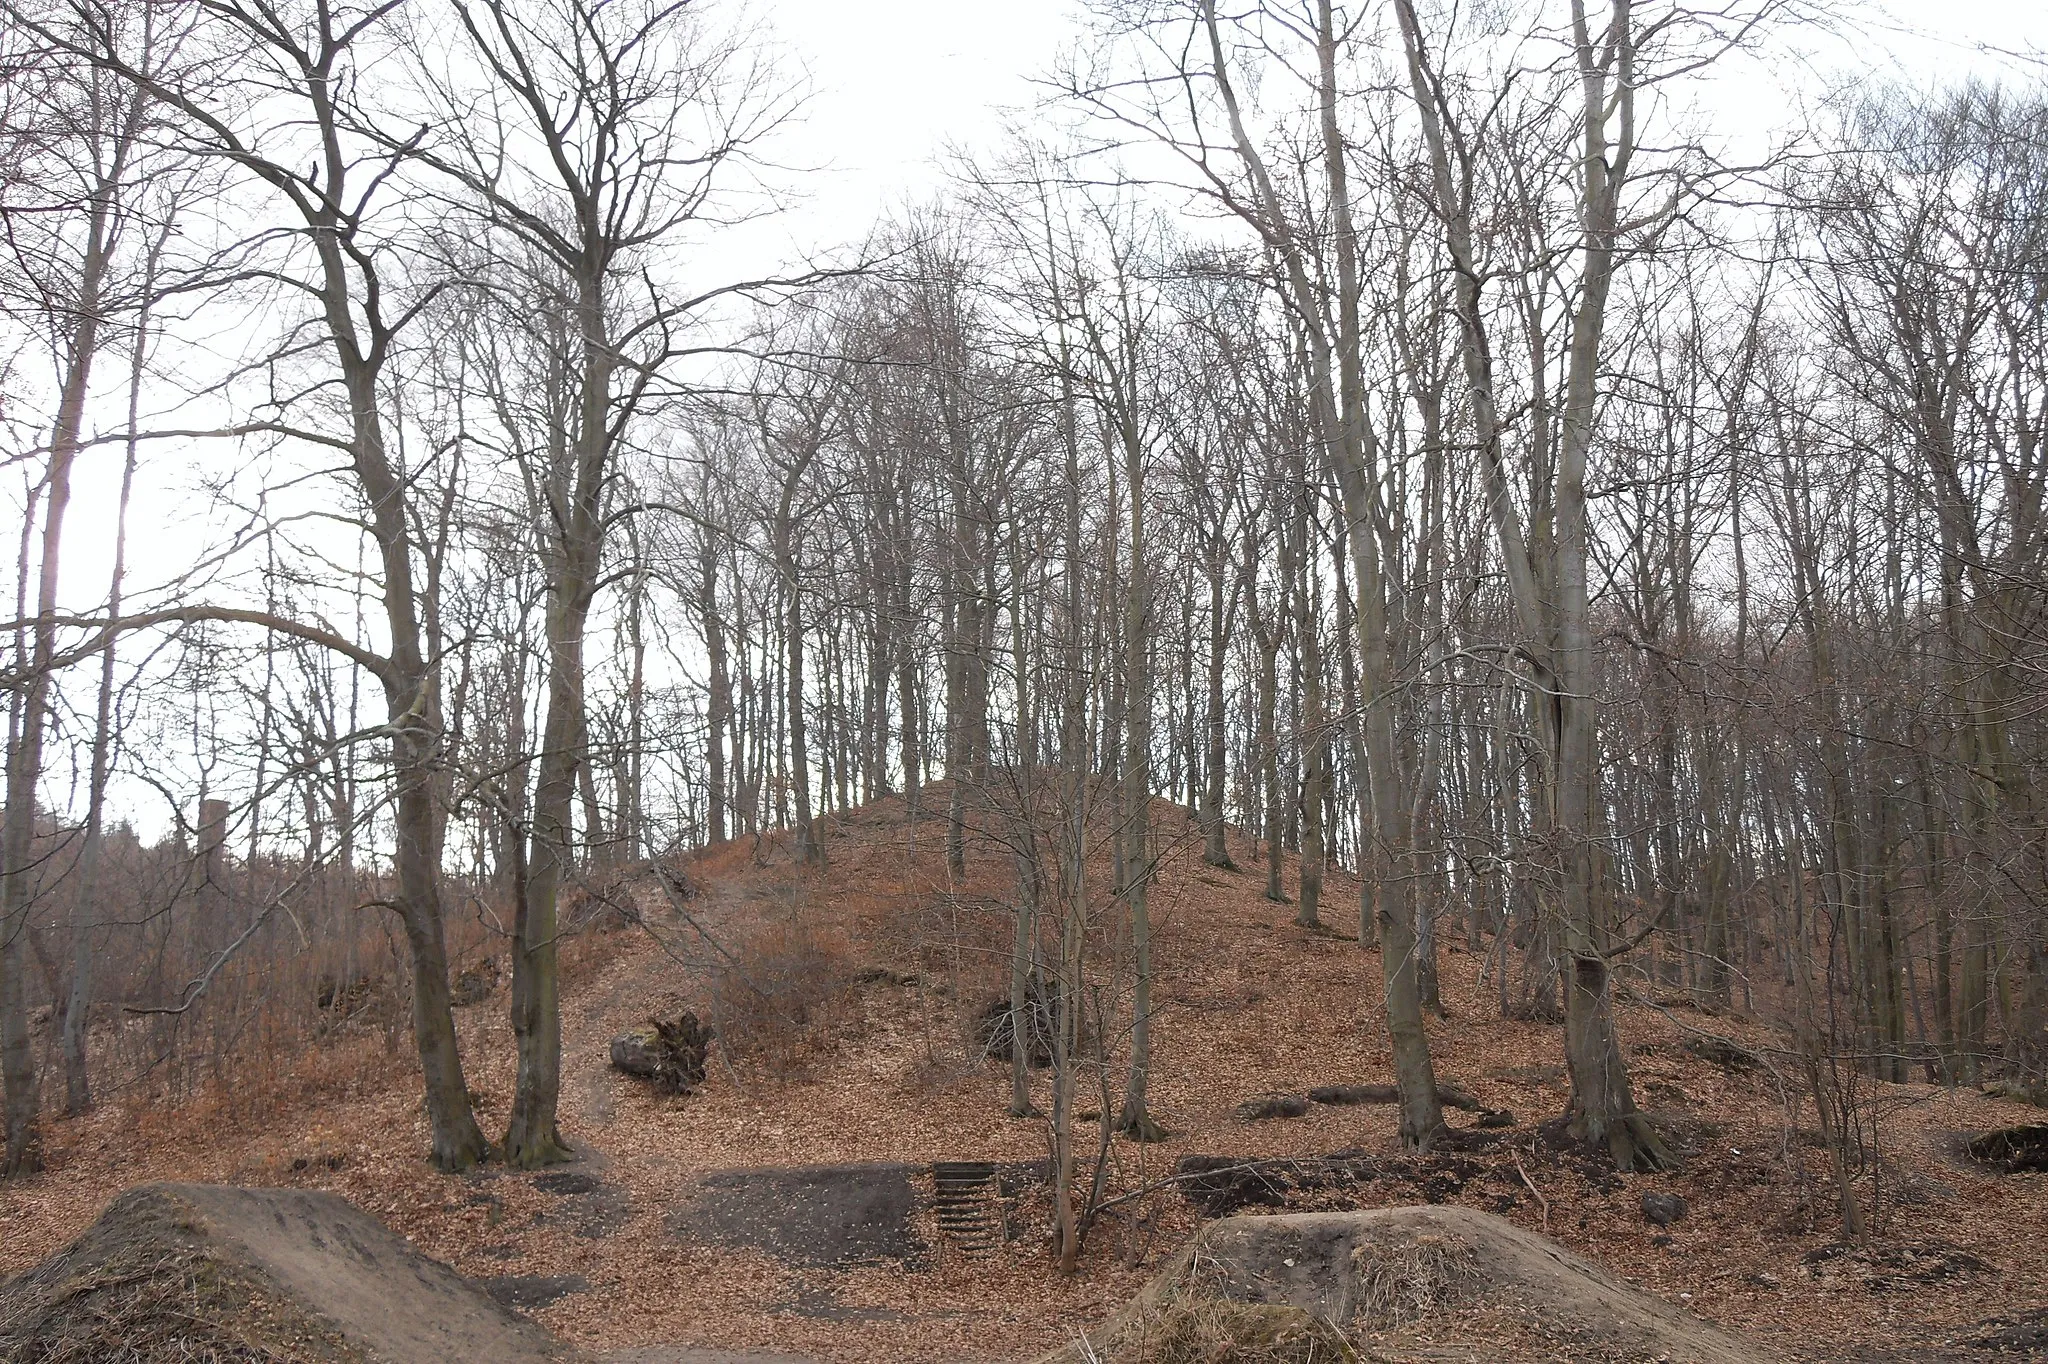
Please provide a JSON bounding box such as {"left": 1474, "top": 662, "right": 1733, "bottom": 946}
{"left": 610, "top": 1012, "right": 711, "bottom": 1094}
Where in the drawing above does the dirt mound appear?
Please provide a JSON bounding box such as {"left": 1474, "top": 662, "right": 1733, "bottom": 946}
{"left": 0, "top": 1183, "right": 569, "bottom": 1364}
{"left": 1036, "top": 1205, "right": 1779, "bottom": 1364}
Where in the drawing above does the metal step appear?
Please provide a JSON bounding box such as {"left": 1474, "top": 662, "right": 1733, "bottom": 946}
{"left": 930, "top": 1162, "right": 1002, "bottom": 1258}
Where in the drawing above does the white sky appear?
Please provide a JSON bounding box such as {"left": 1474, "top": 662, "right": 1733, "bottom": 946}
{"left": 748, "top": 0, "right": 1085, "bottom": 237}
{"left": 752, "top": 0, "right": 2048, "bottom": 240}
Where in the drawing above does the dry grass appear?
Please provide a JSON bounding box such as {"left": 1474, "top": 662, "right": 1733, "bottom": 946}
{"left": 706, "top": 917, "right": 859, "bottom": 1079}
{"left": 0, "top": 1252, "right": 307, "bottom": 1364}
{"left": 1093, "top": 1296, "right": 1354, "bottom": 1364}
{"left": 1350, "top": 1228, "right": 1477, "bottom": 1327}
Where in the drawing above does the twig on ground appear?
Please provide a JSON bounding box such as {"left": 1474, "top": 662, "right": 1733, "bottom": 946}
{"left": 1513, "top": 1149, "right": 1550, "bottom": 1234}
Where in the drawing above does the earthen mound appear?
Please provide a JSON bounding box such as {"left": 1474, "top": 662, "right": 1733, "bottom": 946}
{"left": 0, "top": 1183, "right": 568, "bottom": 1364}
{"left": 1036, "top": 1205, "right": 1779, "bottom": 1364}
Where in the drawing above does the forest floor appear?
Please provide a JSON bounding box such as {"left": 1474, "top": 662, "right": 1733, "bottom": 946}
{"left": 1, "top": 792, "right": 2043, "bottom": 1362}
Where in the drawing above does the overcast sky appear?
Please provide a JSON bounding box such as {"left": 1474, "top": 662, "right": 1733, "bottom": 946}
{"left": 752, "top": 0, "right": 2048, "bottom": 255}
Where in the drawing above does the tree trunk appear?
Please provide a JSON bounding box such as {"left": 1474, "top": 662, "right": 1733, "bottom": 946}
{"left": 1201, "top": 549, "right": 1236, "bottom": 869}
{"left": 61, "top": 294, "right": 151, "bottom": 1117}
{"left": 786, "top": 546, "right": 820, "bottom": 865}
{"left": 1197, "top": 0, "right": 1445, "bottom": 1146}
{"left": 503, "top": 262, "right": 616, "bottom": 1170}
{"left": 1295, "top": 503, "right": 1327, "bottom": 930}
{"left": 701, "top": 528, "right": 731, "bottom": 845}
{"left": 1116, "top": 417, "right": 1161, "bottom": 1143}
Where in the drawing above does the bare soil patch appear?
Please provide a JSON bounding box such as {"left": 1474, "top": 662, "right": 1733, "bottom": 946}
{"left": 669, "top": 1164, "right": 927, "bottom": 1269}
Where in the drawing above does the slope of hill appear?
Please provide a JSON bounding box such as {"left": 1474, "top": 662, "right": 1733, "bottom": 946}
{"left": 1, "top": 794, "right": 2041, "bottom": 1362}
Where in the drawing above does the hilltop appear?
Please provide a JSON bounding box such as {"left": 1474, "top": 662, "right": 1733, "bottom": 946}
{"left": 1, "top": 794, "right": 2042, "bottom": 1362}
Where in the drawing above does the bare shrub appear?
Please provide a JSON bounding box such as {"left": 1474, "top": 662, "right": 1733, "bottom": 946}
{"left": 706, "top": 919, "right": 855, "bottom": 1078}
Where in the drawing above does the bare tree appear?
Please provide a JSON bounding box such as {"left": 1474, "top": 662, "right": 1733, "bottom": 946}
{"left": 21, "top": 0, "right": 503, "bottom": 1169}
{"left": 0, "top": 0, "right": 189, "bottom": 1168}
{"left": 408, "top": 0, "right": 801, "bottom": 1165}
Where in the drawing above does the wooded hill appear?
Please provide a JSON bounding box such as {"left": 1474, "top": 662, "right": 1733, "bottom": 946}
{"left": 0, "top": 0, "right": 2042, "bottom": 1287}
{"left": 0, "top": 803, "right": 2041, "bottom": 1362}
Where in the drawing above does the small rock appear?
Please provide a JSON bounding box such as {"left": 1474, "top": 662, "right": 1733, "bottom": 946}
{"left": 1641, "top": 1191, "right": 1689, "bottom": 1227}
{"left": 1235, "top": 1093, "right": 1310, "bottom": 1121}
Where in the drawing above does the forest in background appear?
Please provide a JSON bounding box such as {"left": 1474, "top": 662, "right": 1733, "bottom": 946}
{"left": 0, "top": 0, "right": 2043, "bottom": 1261}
